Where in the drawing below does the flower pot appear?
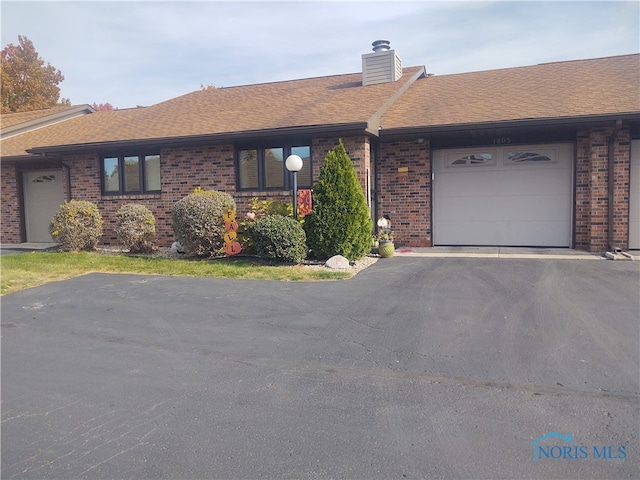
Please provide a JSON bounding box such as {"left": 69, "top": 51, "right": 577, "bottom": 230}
{"left": 378, "top": 241, "right": 395, "bottom": 258}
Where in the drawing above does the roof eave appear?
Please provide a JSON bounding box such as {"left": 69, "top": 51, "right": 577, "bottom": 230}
{"left": 1, "top": 104, "right": 96, "bottom": 139}
{"left": 26, "top": 122, "right": 370, "bottom": 155}
{"left": 379, "top": 112, "right": 640, "bottom": 137}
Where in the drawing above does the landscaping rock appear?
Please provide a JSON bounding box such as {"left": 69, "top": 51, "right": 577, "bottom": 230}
{"left": 325, "top": 255, "right": 350, "bottom": 269}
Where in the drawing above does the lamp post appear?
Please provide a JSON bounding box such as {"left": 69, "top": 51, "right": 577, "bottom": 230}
{"left": 285, "top": 154, "right": 303, "bottom": 220}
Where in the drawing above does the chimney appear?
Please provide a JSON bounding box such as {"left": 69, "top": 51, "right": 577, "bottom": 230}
{"left": 362, "top": 40, "right": 402, "bottom": 86}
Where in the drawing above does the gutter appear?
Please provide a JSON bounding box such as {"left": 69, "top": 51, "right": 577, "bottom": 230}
{"left": 378, "top": 112, "right": 640, "bottom": 137}
{"left": 1, "top": 104, "right": 95, "bottom": 140}
{"left": 607, "top": 119, "right": 623, "bottom": 253}
{"left": 25, "top": 122, "right": 370, "bottom": 156}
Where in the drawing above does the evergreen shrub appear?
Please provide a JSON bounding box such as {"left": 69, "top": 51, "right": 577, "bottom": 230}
{"left": 171, "top": 188, "right": 236, "bottom": 257}
{"left": 303, "top": 140, "right": 373, "bottom": 260}
{"left": 115, "top": 203, "right": 156, "bottom": 253}
{"left": 49, "top": 199, "right": 103, "bottom": 251}
{"left": 246, "top": 214, "right": 307, "bottom": 263}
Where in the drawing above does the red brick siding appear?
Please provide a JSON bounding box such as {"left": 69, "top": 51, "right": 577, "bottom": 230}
{"left": 312, "top": 136, "right": 371, "bottom": 199}
{"left": 1, "top": 163, "right": 21, "bottom": 243}
{"left": 575, "top": 126, "right": 631, "bottom": 251}
{"left": 20, "top": 137, "right": 373, "bottom": 247}
{"left": 4, "top": 129, "right": 633, "bottom": 252}
{"left": 61, "top": 146, "right": 238, "bottom": 246}
{"left": 613, "top": 128, "right": 630, "bottom": 249}
{"left": 378, "top": 138, "right": 431, "bottom": 247}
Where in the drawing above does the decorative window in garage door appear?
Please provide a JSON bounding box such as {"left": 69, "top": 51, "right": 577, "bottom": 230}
{"left": 447, "top": 153, "right": 494, "bottom": 167}
{"left": 31, "top": 174, "right": 56, "bottom": 183}
{"left": 508, "top": 151, "right": 554, "bottom": 163}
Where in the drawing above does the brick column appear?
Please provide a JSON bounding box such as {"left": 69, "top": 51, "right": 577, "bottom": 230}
{"left": 575, "top": 126, "right": 631, "bottom": 252}
{"left": 378, "top": 138, "right": 431, "bottom": 247}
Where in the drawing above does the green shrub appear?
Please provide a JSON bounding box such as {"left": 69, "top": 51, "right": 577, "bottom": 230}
{"left": 171, "top": 188, "right": 236, "bottom": 257}
{"left": 49, "top": 199, "right": 103, "bottom": 251}
{"left": 248, "top": 197, "right": 293, "bottom": 218}
{"left": 303, "top": 140, "right": 373, "bottom": 260}
{"left": 115, "top": 203, "right": 156, "bottom": 254}
{"left": 246, "top": 215, "right": 307, "bottom": 263}
{"left": 240, "top": 197, "right": 293, "bottom": 253}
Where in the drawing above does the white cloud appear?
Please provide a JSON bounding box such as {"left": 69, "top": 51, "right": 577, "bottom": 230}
{"left": 2, "top": 1, "right": 638, "bottom": 108}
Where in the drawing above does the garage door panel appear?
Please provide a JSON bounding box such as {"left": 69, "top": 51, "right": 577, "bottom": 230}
{"left": 498, "top": 169, "right": 569, "bottom": 196}
{"left": 436, "top": 220, "right": 571, "bottom": 246}
{"left": 436, "top": 171, "right": 504, "bottom": 197}
{"left": 502, "top": 194, "right": 571, "bottom": 222}
{"left": 440, "top": 196, "right": 507, "bottom": 222}
{"left": 434, "top": 144, "right": 572, "bottom": 247}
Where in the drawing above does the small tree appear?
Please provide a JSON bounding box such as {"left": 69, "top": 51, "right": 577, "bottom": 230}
{"left": 304, "top": 140, "right": 372, "bottom": 260}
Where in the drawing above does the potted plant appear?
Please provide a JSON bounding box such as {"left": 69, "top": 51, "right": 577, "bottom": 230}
{"left": 376, "top": 217, "right": 394, "bottom": 258}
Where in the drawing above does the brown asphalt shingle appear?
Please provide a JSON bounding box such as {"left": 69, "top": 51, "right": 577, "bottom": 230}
{"left": 1, "top": 67, "right": 424, "bottom": 157}
{"left": 380, "top": 54, "right": 640, "bottom": 131}
{"left": 1, "top": 105, "right": 81, "bottom": 129}
{"left": 2, "top": 55, "right": 638, "bottom": 158}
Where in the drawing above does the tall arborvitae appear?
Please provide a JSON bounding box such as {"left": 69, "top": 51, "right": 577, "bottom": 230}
{"left": 304, "top": 140, "right": 373, "bottom": 260}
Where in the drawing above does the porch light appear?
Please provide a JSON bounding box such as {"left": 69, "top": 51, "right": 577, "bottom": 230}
{"left": 285, "top": 154, "right": 303, "bottom": 220}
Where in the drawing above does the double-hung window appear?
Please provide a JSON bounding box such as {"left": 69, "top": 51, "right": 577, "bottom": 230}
{"left": 237, "top": 144, "right": 311, "bottom": 191}
{"left": 102, "top": 153, "right": 161, "bottom": 194}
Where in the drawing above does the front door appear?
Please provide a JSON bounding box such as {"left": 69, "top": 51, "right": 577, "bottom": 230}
{"left": 23, "top": 169, "right": 65, "bottom": 243}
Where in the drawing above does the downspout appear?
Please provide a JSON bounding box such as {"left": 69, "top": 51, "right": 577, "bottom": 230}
{"left": 607, "top": 119, "right": 622, "bottom": 252}
{"left": 62, "top": 162, "right": 72, "bottom": 201}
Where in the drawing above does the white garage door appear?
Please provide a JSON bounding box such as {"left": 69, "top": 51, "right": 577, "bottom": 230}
{"left": 630, "top": 140, "right": 640, "bottom": 249}
{"left": 433, "top": 144, "right": 573, "bottom": 247}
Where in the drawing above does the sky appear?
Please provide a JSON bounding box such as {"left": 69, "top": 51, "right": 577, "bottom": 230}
{"left": 2, "top": 1, "right": 639, "bottom": 109}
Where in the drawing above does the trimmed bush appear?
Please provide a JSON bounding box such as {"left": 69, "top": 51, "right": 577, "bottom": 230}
{"left": 49, "top": 199, "right": 103, "bottom": 251}
{"left": 240, "top": 197, "right": 293, "bottom": 254}
{"left": 171, "top": 188, "right": 236, "bottom": 257}
{"left": 246, "top": 215, "right": 307, "bottom": 263}
{"left": 303, "top": 140, "right": 373, "bottom": 260}
{"left": 115, "top": 203, "right": 156, "bottom": 253}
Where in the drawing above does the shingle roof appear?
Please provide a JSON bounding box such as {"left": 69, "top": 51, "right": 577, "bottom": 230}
{"left": 1, "top": 67, "right": 425, "bottom": 157}
{"left": 1, "top": 55, "right": 638, "bottom": 159}
{"left": 380, "top": 54, "right": 640, "bottom": 132}
{"left": 1, "top": 105, "right": 80, "bottom": 129}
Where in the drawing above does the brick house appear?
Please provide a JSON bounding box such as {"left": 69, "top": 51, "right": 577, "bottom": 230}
{"left": 2, "top": 43, "right": 639, "bottom": 252}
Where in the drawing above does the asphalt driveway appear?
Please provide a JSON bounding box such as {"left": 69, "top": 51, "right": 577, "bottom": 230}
{"left": 2, "top": 258, "right": 638, "bottom": 479}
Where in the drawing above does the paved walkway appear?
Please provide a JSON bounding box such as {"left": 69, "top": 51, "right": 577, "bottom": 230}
{"left": 2, "top": 242, "right": 638, "bottom": 260}
{"left": 393, "top": 246, "right": 626, "bottom": 260}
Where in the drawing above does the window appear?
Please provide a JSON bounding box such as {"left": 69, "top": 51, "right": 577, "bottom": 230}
{"left": 237, "top": 144, "right": 311, "bottom": 191}
{"left": 449, "top": 153, "right": 494, "bottom": 166}
{"left": 102, "top": 153, "right": 161, "bottom": 194}
{"left": 508, "top": 151, "right": 553, "bottom": 163}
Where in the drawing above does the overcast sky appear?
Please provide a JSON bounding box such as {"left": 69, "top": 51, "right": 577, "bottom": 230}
{"left": 2, "top": 1, "right": 638, "bottom": 109}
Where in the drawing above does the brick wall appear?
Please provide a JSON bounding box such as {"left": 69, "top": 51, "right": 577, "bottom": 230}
{"left": 575, "top": 126, "right": 631, "bottom": 251}
{"left": 61, "top": 146, "right": 239, "bottom": 246}
{"left": 25, "top": 136, "right": 373, "bottom": 247}
{"left": 4, "top": 129, "right": 632, "bottom": 252}
{"left": 378, "top": 138, "right": 431, "bottom": 247}
{"left": 613, "top": 128, "right": 631, "bottom": 249}
{"left": 1, "top": 163, "right": 21, "bottom": 243}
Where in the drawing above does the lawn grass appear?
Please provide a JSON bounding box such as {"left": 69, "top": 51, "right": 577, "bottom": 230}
{"left": 0, "top": 251, "right": 351, "bottom": 295}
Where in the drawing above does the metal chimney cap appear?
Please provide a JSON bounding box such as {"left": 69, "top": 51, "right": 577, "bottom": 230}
{"left": 372, "top": 40, "right": 391, "bottom": 52}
